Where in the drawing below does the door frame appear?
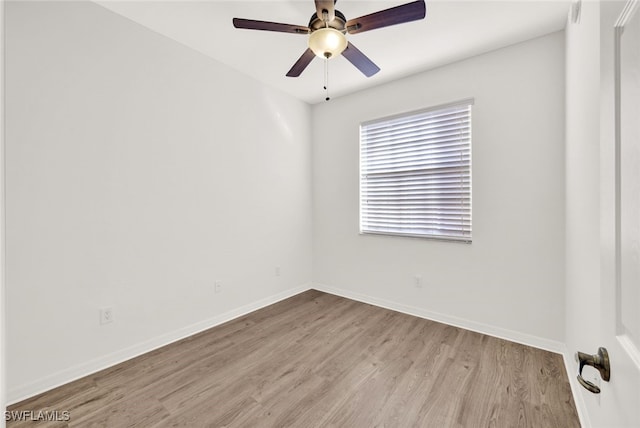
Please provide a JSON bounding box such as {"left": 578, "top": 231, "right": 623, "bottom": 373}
{"left": 614, "top": 0, "right": 640, "bottom": 370}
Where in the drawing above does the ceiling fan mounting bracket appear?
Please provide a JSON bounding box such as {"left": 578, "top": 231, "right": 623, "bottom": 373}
{"left": 308, "top": 10, "right": 347, "bottom": 33}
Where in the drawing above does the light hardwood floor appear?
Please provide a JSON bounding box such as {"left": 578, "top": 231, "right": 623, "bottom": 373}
{"left": 7, "top": 290, "right": 580, "bottom": 427}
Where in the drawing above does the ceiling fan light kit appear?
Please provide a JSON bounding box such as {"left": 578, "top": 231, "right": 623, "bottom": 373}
{"left": 233, "top": 0, "right": 426, "bottom": 98}
{"left": 309, "top": 28, "right": 347, "bottom": 58}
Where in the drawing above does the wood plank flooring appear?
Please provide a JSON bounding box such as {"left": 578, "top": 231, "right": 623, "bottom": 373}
{"left": 7, "top": 290, "right": 580, "bottom": 427}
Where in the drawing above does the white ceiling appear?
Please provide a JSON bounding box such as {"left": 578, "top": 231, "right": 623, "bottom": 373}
{"left": 95, "top": 0, "right": 571, "bottom": 104}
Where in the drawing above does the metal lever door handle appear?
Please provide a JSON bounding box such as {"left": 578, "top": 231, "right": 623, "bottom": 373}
{"left": 575, "top": 347, "right": 611, "bottom": 394}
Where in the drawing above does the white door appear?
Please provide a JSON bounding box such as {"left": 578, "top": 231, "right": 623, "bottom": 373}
{"left": 596, "top": 0, "right": 640, "bottom": 426}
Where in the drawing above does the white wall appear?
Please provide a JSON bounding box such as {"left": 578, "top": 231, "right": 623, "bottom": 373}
{"left": 312, "top": 32, "right": 566, "bottom": 348}
{"left": 4, "top": 1, "right": 312, "bottom": 402}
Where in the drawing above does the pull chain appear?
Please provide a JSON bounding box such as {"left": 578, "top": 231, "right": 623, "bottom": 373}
{"left": 322, "top": 21, "right": 330, "bottom": 101}
{"left": 324, "top": 57, "right": 330, "bottom": 101}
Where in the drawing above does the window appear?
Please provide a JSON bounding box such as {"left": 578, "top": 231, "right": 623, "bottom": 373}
{"left": 359, "top": 100, "right": 472, "bottom": 242}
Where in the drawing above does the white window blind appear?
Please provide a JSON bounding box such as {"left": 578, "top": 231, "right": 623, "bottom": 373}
{"left": 360, "top": 100, "right": 472, "bottom": 241}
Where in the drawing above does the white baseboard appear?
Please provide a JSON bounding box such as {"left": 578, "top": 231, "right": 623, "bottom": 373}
{"left": 7, "top": 283, "right": 312, "bottom": 405}
{"left": 312, "top": 283, "right": 565, "bottom": 354}
{"left": 561, "top": 347, "right": 591, "bottom": 428}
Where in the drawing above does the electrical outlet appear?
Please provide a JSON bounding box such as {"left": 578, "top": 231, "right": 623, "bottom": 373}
{"left": 414, "top": 275, "right": 423, "bottom": 288}
{"left": 275, "top": 266, "right": 281, "bottom": 277}
{"left": 214, "top": 280, "right": 222, "bottom": 294}
{"left": 100, "top": 307, "right": 113, "bottom": 325}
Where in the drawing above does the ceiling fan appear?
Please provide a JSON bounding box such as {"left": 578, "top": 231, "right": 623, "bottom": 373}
{"left": 232, "top": 0, "right": 426, "bottom": 78}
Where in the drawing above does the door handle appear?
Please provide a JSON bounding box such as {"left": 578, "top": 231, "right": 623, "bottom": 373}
{"left": 575, "top": 347, "right": 611, "bottom": 394}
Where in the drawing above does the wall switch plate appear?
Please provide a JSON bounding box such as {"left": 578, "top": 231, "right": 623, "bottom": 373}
{"left": 100, "top": 307, "right": 113, "bottom": 325}
{"left": 214, "top": 280, "right": 222, "bottom": 294}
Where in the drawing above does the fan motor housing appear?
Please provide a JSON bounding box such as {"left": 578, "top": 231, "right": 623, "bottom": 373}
{"left": 308, "top": 10, "right": 347, "bottom": 33}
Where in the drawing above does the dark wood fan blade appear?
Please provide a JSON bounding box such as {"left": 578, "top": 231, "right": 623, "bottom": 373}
{"left": 341, "top": 42, "right": 380, "bottom": 77}
{"left": 233, "top": 18, "right": 309, "bottom": 34}
{"left": 315, "top": 0, "right": 335, "bottom": 22}
{"left": 286, "top": 48, "right": 316, "bottom": 77}
{"left": 345, "top": 0, "right": 426, "bottom": 35}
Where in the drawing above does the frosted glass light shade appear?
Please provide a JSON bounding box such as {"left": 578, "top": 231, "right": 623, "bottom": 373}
{"left": 308, "top": 28, "right": 347, "bottom": 59}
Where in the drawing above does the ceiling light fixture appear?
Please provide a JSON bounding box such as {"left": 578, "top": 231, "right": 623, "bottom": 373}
{"left": 308, "top": 27, "right": 347, "bottom": 59}
{"left": 233, "top": 0, "right": 426, "bottom": 80}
